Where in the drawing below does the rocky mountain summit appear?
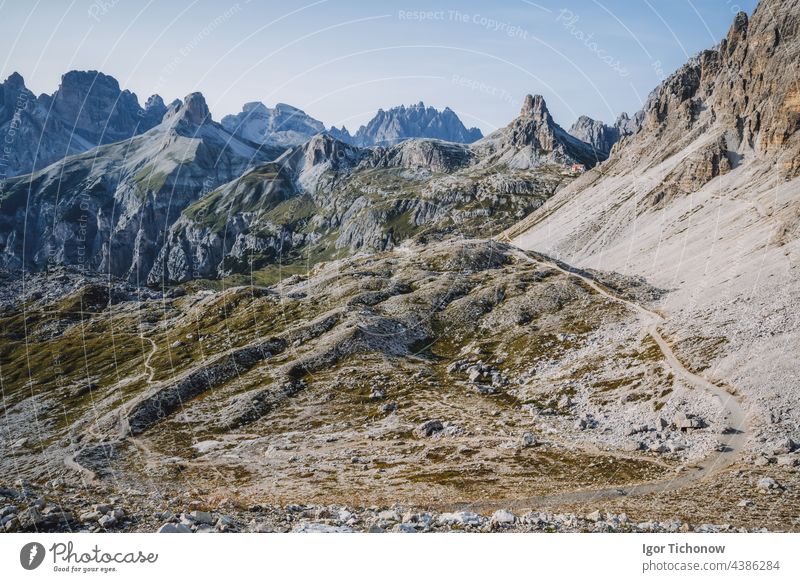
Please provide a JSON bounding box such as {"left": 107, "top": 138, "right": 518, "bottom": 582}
{"left": 0, "top": 91, "right": 280, "bottom": 280}
{"left": 567, "top": 112, "right": 641, "bottom": 156}
{"left": 0, "top": 70, "right": 167, "bottom": 177}
{"left": 473, "top": 94, "right": 605, "bottom": 169}
{"left": 221, "top": 101, "right": 326, "bottom": 147}
{"left": 330, "top": 102, "right": 483, "bottom": 147}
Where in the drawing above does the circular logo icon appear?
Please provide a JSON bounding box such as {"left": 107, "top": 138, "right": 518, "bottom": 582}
{"left": 20, "top": 542, "right": 46, "bottom": 570}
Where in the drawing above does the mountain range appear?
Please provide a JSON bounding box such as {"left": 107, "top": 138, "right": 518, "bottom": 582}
{"left": 1, "top": 74, "right": 503, "bottom": 177}
{"left": 0, "top": 89, "right": 605, "bottom": 284}
{"left": 2, "top": 0, "right": 799, "bottom": 534}
{"left": 328, "top": 102, "right": 483, "bottom": 147}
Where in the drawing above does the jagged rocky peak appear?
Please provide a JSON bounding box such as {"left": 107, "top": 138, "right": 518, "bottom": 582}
{"left": 520, "top": 94, "right": 551, "bottom": 122}
{"left": 568, "top": 113, "right": 640, "bottom": 156}
{"left": 165, "top": 92, "right": 212, "bottom": 126}
{"left": 51, "top": 70, "right": 142, "bottom": 134}
{"left": 1, "top": 71, "right": 31, "bottom": 95}
{"left": 473, "top": 92, "right": 606, "bottom": 169}
{"left": 0, "top": 69, "right": 171, "bottom": 177}
{"left": 0, "top": 72, "right": 34, "bottom": 118}
{"left": 346, "top": 101, "right": 483, "bottom": 147}
{"left": 182, "top": 92, "right": 212, "bottom": 124}
{"left": 725, "top": 10, "right": 749, "bottom": 53}
{"left": 145, "top": 94, "right": 166, "bottom": 113}
{"left": 326, "top": 125, "right": 353, "bottom": 143}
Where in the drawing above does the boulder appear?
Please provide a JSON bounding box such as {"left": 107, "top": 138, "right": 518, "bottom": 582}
{"left": 157, "top": 523, "right": 191, "bottom": 533}
{"left": 190, "top": 510, "right": 214, "bottom": 525}
{"left": 757, "top": 477, "right": 782, "bottom": 491}
{"left": 674, "top": 412, "right": 704, "bottom": 430}
{"left": 416, "top": 420, "right": 444, "bottom": 437}
{"left": 491, "top": 509, "right": 516, "bottom": 526}
{"left": 521, "top": 432, "right": 537, "bottom": 447}
{"left": 17, "top": 507, "right": 44, "bottom": 530}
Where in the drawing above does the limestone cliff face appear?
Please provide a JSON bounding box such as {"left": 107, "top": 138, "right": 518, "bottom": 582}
{"left": 332, "top": 102, "right": 483, "bottom": 147}
{"left": 0, "top": 92, "right": 277, "bottom": 280}
{"left": 509, "top": 0, "right": 800, "bottom": 264}
{"left": 0, "top": 71, "right": 167, "bottom": 178}
{"left": 629, "top": 1, "right": 800, "bottom": 173}
{"left": 473, "top": 94, "right": 607, "bottom": 169}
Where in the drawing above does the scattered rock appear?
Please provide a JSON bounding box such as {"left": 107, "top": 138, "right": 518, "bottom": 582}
{"left": 17, "top": 507, "right": 44, "bottom": 530}
{"left": 491, "top": 509, "right": 516, "bottom": 526}
{"left": 437, "top": 511, "right": 483, "bottom": 527}
{"left": 757, "top": 477, "right": 782, "bottom": 492}
{"left": 98, "top": 514, "right": 117, "bottom": 529}
{"left": 190, "top": 510, "right": 214, "bottom": 525}
{"left": 521, "top": 432, "right": 537, "bottom": 447}
{"left": 674, "top": 412, "right": 704, "bottom": 430}
{"left": 416, "top": 420, "right": 444, "bottom": 437}
{"left": 586, "top": 510, "right": 603, "bottom": 522}
{"left": 292, "top": 523, "right": 353, "bottom": 533}
{"left": 158, "top": 523, "right": 191, "bottom": 533}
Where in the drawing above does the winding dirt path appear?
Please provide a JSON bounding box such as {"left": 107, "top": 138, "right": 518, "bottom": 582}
{"left": 142, "top": 336, "right": 158, "bottom": 385}
{"left": 465, "top": 249, "right": 749, "bottom": 512}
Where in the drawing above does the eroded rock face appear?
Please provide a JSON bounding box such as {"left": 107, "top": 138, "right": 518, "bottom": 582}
{"left": 334, "top": 102, "right": 483, "bottom": 147}
{"left": 0, "top": 70, "right": 167, "bottom": 178}
{"left": 473, "top": 94, "right": 606, "bottom": 169}
{"left": 0, "top": 92, "right": 277, "bottom": 280}
{"left": 221, "top": 101, "right": 326, "bottom": 147}
{"left": 632, "top": 2, "right": 800, "bottom": 171}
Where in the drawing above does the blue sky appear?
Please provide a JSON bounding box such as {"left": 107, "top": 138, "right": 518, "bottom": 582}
{"left": 0, "top": 0, "right": 758, "bottom": 133}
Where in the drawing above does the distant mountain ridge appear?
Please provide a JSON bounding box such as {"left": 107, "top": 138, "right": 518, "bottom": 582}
{"left": 221, "top": 102, "right": 326, "bottom": 147}
{"left": 0, "top": 91, "right": 279, "bottom": 280}
{"left": 330, "top": 102, "right": 483, "bottom": 147}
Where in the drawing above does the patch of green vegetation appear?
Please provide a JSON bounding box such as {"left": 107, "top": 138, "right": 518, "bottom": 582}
{"left": 183, "top": 164, "right": 293, "bottom": 233}
{"left": 261, "top": 196, "right": 316, "bottom": 225}
{"left": 132, "top": 166, "right": 169, "bottom": 197}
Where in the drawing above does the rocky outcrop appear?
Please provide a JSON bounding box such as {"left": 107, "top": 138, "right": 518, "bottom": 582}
{"left": 568, "top": 113, "right": 640, "bottom": 156}
{"left": 0, "top": 92, "right": 276, "bottom": 281}
{"left": 221, "top": 101, "right": 325, "bottom": 147}
{"left": 473, "top": 94, "right": 606, "bottom": 169}
{"left": 370, "top": 139, "right": 476, "bottom": 173}
{"left": 334, "top": 102, "right": 482, "bottom": 147}
{"left": 149, "top": 129, "right": 564, "bottom": 282}
{"left": 0, "top": 70, "right": 167, "bottom": 178}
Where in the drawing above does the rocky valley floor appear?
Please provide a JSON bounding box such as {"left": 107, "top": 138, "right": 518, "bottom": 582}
{"left": 2, "top": 237, "right": 798, "bottom": 532}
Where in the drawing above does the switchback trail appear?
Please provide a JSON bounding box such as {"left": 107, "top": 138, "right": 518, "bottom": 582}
{"left": 459, "top": 248, "right": 749, "bottom": 513}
